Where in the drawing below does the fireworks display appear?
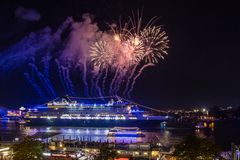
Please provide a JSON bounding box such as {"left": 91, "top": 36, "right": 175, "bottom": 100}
{"left": 0, "top": 12, "right": 169, "bottom": 100}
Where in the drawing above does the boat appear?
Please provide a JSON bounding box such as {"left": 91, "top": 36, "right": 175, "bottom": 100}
{"left": 195, "top": 122, "right": 205, "bottom": 129}
{"left": 17, "top": 119, "right": 26, "bottom": 125}
{"left": 107, "top": 127, "right": 145, "bottom": 137}
{"left": 195, "top": 121, "right": 215, "bottom": 129}
{"left": 7, "top": 96, "right": 169, "bottom": 128}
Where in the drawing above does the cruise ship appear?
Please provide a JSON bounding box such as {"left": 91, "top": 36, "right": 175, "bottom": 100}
{"left": 7, "top": 96, "right": 169, "bottom": 128}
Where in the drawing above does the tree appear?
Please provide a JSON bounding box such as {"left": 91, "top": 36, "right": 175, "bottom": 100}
{"left": 173, "top": 135, "right": 221, "bottom": 160}
{"left": 95, "top": 146, "right": 118, "bottom": 160}
{"left": 12, "top": 136, "right": 43, "bottom": 160}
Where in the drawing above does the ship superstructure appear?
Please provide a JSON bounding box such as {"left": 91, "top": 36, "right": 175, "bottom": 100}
{"left": 8, "top": 96, "right": 169, "bottom": 127}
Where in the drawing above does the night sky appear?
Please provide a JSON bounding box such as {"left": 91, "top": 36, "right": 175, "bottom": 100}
{"left": 0, "top": 0, "right": 240, "bottom": 108}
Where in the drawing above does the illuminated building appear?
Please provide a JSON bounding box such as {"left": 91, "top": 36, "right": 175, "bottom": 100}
{"left": 232, "top": 143, "right": 240, "bottom": 160}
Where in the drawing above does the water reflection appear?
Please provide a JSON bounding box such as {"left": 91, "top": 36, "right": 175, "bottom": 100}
{"left": 17, "top": 126, "right": 183, "bottom": 145}
{"left": 1, "top": 120, "right": 240, "bottom": 149}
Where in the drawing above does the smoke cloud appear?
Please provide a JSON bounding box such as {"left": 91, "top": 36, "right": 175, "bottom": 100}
{"left": 0, "top": 13, "right": 168, "bottom": 99}
{"left": 15, "top": 6, "right": 41, "bottom": 21}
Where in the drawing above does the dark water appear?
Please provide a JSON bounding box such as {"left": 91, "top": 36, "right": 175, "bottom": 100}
{"left": 0, "top": 120, "right": 239, "bottom": 150}
{"left": 213, "top": 120, "right": 240, "bottom": 150}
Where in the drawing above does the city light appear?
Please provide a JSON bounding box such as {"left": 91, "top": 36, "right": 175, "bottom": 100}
{"left": 0, "top": 147, "right": 9, "bottom": 152}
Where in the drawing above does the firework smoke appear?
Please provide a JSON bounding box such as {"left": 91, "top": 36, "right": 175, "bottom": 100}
{"left": 0, "top": 12, "right": 169, "bottom": 100}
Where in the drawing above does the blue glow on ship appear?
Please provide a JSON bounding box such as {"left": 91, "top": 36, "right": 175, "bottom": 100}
{"left": 6, "top": 96, "right": 170, "bottom": 128}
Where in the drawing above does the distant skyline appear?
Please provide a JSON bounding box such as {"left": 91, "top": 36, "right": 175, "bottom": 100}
{"left": 0, "top": 0, "right": 240, "bottom": 108}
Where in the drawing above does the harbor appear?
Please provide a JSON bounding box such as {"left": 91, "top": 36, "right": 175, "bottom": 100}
{"left": 0, "top": 124, "right": 184, "bottom": 159}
